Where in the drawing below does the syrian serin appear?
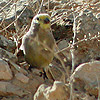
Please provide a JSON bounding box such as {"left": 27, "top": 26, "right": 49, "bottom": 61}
{"left": 20, "top": 13, "right": 55, "bottom": 79}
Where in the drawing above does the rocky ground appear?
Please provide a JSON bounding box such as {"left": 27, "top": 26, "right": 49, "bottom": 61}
{"left": 0, "top": 0, "right": 100, "bottom": 100}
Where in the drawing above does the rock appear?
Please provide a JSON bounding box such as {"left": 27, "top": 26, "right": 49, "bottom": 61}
{"left": 76, "top": 10, "right": 100, "bottom": 39}
{"left": 0, "top": 35, "right": 16, "bottom": 52}
{"left": 46, "top": 65, "right": 65, "bottom": 82}
{"left": 72, "top": 92, "right": 96, "bottom": 100}
{"left": 1, "top": 94, "right": 33, "bottom": 100}
{"left": 0, "top": 59, "right": 13, "bottom": 80}
{"left": 1, "top": 97, "right": 22, "bottom": 100}
{"left": 58, "top": 40, "right": 68, "bottom": 50}
{"left": 0, "top": 81, "right": 29, "bottom": 96}
{"left": 15, "top": 73, "right": 29, "bottom": 84}
{"left": 0, "top": 0, "right": 34, "bottom": 33}
{"left": 9, "top": 61, "right": 28, "bottom": 75}
{"left": 62, "top": 9, "right": 100, "bottom": 67}
{"left": 0, "top": 47, "right": 17, "bottom": 62}
{"left": 71, "top": 61, "right": 100, "bottom": 97}
{"left": 34, "top": 81, "right": 69, "bottom": 100}
{"left": 51, "top": 21, "right": 73, "bottom": 41}
{"left": 12, "top": 72, "right": 44, "bottom": 95}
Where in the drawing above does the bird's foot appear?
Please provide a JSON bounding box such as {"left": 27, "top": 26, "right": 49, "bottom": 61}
{"left": 28, "top": 66, "right": 33, "bottom": 72}
{"left": 39, "top": 71, "right": 48, "bottom": 80}
{"left": 28, "top": 66, "right": 48, "bottom": 80}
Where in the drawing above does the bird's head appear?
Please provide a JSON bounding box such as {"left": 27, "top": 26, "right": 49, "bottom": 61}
{"left": 33, "top": 13, "right": 51, "bottom": 29}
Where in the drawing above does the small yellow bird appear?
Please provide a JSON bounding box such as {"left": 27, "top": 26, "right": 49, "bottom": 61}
{"left": 20, "top": 13, "right": 55, "bottom": 78}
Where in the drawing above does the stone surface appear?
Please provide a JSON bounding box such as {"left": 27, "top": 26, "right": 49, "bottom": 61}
{"left": 0, "top": 81, "right": 29, "bottom": 96}
{"left": 75, "top": 10, "right": 100, "bottom": 66}
{"left": 12, "top": 72, "right": 44, "bottom": 95}
{"left": 0, "top": 59, "right": 13, "bottom": 80}
{"left": 0, "top": 47, "right": 17, "bottom": 62}
{"left": 0, "top": 94, "right": 33, "bottom": 100}
{"left": 34, "top": 81, "right": 69, "bottom": 100}
{"left": 0, "top": 0, "right": 34, "bottom": 31}
{"left": 76, "top": 10, "right": 100, "bottom": 39}
{"left": 0, "top": 35, "right": 16, "bottom": 52}
{"left": 71, "top": 61, "right": 100, "bottom": 97}
{"left": 51, "top": 21, "right": 73, "bottom": 41}
{"left": 61, "top": 9, "right": 100, "bottom": 67}
{"left": 46, "top": 65, "right": 65, "bottom": 82}
{"left": 0, "top": 0, "right": 99, "bottom": 100}
{"left": 58, "top": 40, "right": 69, "bottom": 50}
{"left": 15, "top": 73, "right": 29, "bottom": 84}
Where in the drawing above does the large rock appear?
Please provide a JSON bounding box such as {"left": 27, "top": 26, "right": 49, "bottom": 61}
{"left": 61, "top": 9, "right": 100, "bottom": 67}
{"left": 15, "top": 73, "right": 29, "bottom": 84}
{"left": 46, "top": 65, "right": 65, "bottom": 82}
{"left": 0, "top": 81, "right": 29, "bottom": 96}
{"left": 75, "top": 10, "right": 100, "bottom": 65}
{"left": 71, "top": 61, "right": 100, "bottom": 97}
{"left": 0, "top": 94, "right": 33, "bottom": 100}
{"left": 34, "top": 81, "right": 69, "bottom": 100}
{"left": 76, "top": 10, "right": 100, "bottom": 39}
{"left": 12, "top": 72, "right": 44, "bottom": 95}
{"left": 0, "top": 59, "right": 13, "bottom": 80}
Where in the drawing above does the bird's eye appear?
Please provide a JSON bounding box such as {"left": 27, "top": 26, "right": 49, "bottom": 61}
{"left": 44, "top": 18, "right": 50, "bottom": 24}
{"left": 37, "top": 17, "right": 39, "bottom": 20}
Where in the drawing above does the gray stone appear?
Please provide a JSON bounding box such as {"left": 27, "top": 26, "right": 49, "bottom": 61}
{"left": 0, "top": 0, "right": 34, "bottom": 31}
{"left": 0, "top": 59, "right": 13, "bottom": 80}
{"left": 15, "top": 73, "right": 29, "bottom": 83}
{"left": 71, "top": 61, "right": 100, "bottom": 97}
{"left": 0, "top": 47, "right": 17, "bottom": 62}
{"left": 0, "top": 35, "right": 16, "bottom": 52}
{"left": 0, "top": 81, "right": 29, "bottom": 96}
{"left": 46, "top": 65, "right": 65, "bottom": 82}
{"left": 34, "top": 81, "right": 69, "bottom": 100}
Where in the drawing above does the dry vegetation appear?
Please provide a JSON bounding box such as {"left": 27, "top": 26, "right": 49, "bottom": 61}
{"left": 0, "top": 0, "right": 100, "bottom": 100}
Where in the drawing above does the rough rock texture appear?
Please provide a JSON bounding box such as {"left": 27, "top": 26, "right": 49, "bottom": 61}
{"left": 76, "top": 10, "right": 100, "bottom": 39}
{"left": 74, "top": 10, "right": 100, "bottom": 65}
{"left": 15, "top": 73, "right": 29, "bottom": 84}
{"left": 61, "top": 9, "right": 100, "bottom": 67}
{"left": 34, "top": 81, "right": 69, "bottom": 100}
{"left": 0, "top": 47, "right": 17, "bottom": 62}
{"left": 58, "top": 40, "right": 69, "bottom": 50}
{"left": 0, "top": 0, "right": 34, "bottom": 31}
{"left": 12, "top": 72, "right": 44, "bottom": 95}
{"left": 71, "top": 61, "right": 100, "bottom": 97}
{"left": 0, "top": 0, "right": 100, "bottom": 100}
{"left": 0, "top": 68, "right": 44, "bottom": 98}
{"left": 0, "top": 59, "right": 13, "bottom": 80}
{"left": 0, "top": 35, "right": 16, "bottom": 52}
{"left": 0, "top": 81, "right": 29, "bottom": 96}
{"left": 51, "top": 21, "right": 73, "bottom": 41}
{"left": 46, "top": 65, "right": 65, "bottom": 82}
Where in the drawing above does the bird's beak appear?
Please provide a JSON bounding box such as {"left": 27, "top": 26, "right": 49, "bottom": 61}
{"left": 44, "top": 18, "right": 50, "bottom": 24}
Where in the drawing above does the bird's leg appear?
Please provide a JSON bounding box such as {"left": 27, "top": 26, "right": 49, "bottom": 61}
{"left": 39, "top": 72, "right": 43, "bottom": 77}
{"left": 28, "top": 65, "right": 36, "bottom": 72}
{"left": 28, "top": 66, "right": 33, "bottom": 72}
{"left": 39, "top": 69, "right": 48, "bottom": 80}
{"left": 43, "top": 69, "right": 48, "bottom": 80}
{"left": 28, "top": 66, "right": 48, "bottom": 80}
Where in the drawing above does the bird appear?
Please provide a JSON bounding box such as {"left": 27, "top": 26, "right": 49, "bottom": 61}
{"left": 20, "top": 13, "right": 55, "bottom": 79}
